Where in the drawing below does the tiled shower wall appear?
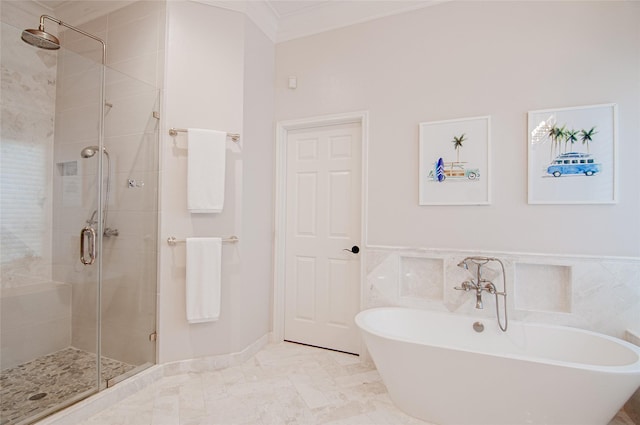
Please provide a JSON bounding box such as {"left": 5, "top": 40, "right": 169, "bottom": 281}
{"left": 365, "top": 247, "right": 640, "bottom": 339}
{"left": 0, "top": 1, "right": 66, "bottom": 370}
{"left": 0, "top": 1, "right": 57, "bottom": 289}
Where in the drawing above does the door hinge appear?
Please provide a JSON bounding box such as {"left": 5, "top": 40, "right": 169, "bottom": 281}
{"left": 149, "top": 331, "right": 157, "bottom": 342}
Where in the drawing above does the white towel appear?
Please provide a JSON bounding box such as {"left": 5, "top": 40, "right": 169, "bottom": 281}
{"left": 186, "top": 237, "right": 222, "bottom": 323}
{"left": 187, "top": 128, "right": 226, "bottom": 213}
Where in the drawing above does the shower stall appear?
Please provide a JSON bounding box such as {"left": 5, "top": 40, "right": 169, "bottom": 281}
{"left": 1, "top": 2, "right": 160, "bottom": 424}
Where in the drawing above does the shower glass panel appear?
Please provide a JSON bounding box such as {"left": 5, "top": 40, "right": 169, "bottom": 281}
{"left": 1, "top": 19, "right": 101, "bottom": 425}
{"left": 0, "top": 11, "right": 159, "bottom": 425}
{"left": 100, "top": 66, "right": 159, "bottom": 383}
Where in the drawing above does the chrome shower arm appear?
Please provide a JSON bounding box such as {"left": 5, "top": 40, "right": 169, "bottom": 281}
{"left": 39, "top": 15, "right": 106, "bottom": 64}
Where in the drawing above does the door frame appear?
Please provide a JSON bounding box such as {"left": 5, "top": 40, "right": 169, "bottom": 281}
{"left": 272, "top": 111, "right": 369, "bottom": 349}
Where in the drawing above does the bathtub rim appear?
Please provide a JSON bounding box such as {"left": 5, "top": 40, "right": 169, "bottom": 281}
{"left": 355, "top": 307, "right": 640, "bottom": 374}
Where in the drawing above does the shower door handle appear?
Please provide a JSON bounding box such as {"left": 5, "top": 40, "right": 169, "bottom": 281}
{"left": 80, "top": 226, "right": 96, "bottom": 265}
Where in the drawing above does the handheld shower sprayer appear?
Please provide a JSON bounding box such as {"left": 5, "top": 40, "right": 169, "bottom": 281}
{"left": 80, "top": 146, "right": 117, "bottom": 237}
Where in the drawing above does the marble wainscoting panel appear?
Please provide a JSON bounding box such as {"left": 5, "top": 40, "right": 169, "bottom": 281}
{"left": 514, "top": 263, "right": 572, "bottom": 313}
{"left": 364, "top": 247, "right": 640, "bottom": 340}
{"left": 569, "top": 259, "right": 640, "bottom": 337}
{"left": 365, "top": 250, "right": 399, "bottom": 308}
{"left": 364, "top": 249, "right": 392, "bottom": 275}
{"left": 399, "top": 256, "right": 444, "bottom": 303}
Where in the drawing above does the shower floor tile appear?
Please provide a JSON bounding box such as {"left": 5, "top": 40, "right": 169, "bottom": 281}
{"left": 0, "top": 347, "right": 135, "bottom": 425}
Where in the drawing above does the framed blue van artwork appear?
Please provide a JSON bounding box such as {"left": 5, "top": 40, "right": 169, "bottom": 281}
{"left": 528, "top": 104, "right": 617, "bottom": 204}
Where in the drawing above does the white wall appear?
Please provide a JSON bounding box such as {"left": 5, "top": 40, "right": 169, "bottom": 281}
{"left": 159, "top": 1, "right": 274, "bottom": 362}
{"left": 234, "top": 15, "right": 275, "bottom": 353}
{"left": 275, "top": 1, "right": 640, "bottom": 258}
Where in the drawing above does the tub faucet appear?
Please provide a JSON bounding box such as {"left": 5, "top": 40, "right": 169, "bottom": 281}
{"left": 454, "top": 279, "right": 487, "bottom": 309}
{"left": 454, "top": 256, "right": 508, "bottom": 332}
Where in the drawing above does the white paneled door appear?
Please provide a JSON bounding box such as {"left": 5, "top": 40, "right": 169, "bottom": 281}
{"left": 284, "top": 122, "right": 362, "bottom": 354}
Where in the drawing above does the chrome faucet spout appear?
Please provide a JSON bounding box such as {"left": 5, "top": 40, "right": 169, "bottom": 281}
{"left": 475, "top": 293, "right": 483, "bottom": 309}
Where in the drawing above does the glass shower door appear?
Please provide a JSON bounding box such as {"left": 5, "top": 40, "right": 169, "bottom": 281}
{"left": 1, "top": 18, "right": 102, "bottom": 425}
{"left": 1, "top": 9, "right": 159, "bottom": 424}
{"left": 99, "top": 66, "right": 159, "bottom": 382}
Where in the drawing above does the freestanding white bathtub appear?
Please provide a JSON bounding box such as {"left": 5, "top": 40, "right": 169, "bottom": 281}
{"left": 355, "top": 307, "right": 640, "bottom": 425}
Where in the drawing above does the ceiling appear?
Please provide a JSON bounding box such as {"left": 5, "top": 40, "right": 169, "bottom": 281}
{"left": 32, "top": 0, "right": 437, "bottom": 43}
{"left": 33, "top": 0, "right": 69, "bottom": 9}
{"left": 35, "top": 0, "right": 333, "bottom": 16}
{"left": 267, "top": 0, "right": 329, "bottom": 18}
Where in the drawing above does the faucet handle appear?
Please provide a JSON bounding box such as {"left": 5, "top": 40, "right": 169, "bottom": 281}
{"left": 454, "top": 281, "right": 472, "bottom": 291}
{"left": 483, "top": 282, "right": 497, "bottom": 294}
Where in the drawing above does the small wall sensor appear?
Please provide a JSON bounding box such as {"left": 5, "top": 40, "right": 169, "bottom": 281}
{"left": 288, "top": 76, "right": 297, "bottom": 89}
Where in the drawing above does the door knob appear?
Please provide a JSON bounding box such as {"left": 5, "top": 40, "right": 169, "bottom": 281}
{"left": 343, "top": 245, "right": 360, "bottom": 254}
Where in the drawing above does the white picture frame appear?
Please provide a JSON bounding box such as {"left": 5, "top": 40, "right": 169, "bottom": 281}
{"left": 419, "top": 116, "right": 491, "bottom": 205}
{"left": 528, "top": 103, "right": 617, "bottom": 204}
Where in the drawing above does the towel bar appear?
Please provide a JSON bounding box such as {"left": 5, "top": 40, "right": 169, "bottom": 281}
{"left": 168, "top": 128, "right": 240, "bottom": 142}
{"left": 167, "top": 236, "right": 238, "bottom": 246}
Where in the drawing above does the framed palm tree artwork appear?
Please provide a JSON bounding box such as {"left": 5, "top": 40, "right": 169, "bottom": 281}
{"left": 419, "top": 116, "right": 491, "bottom": 205}
{"left": 528, "top": 103, "right": 617, "bottom": 204}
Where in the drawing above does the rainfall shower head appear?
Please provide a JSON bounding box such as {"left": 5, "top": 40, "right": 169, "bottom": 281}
{"left": 80, "top": 146, "right": 108, "bottom": 159}
{"left": 20, "top": 15, "right": 106, "bottom": 64}
{"left": 21, "top": 27, "right": 60, "bottom": 50}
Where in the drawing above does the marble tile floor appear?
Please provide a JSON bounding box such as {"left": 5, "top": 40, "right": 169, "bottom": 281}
{"left": 0, "top": 347, "right": 135, "bottom": 425}
{"left": 74, "top": 342, "right": 635, "bottom": 425}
